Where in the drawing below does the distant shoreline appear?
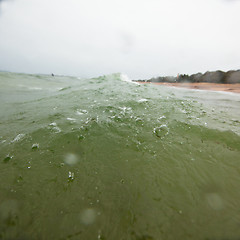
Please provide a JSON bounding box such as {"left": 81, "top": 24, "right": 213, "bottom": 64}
{"left": 138, "top": 82, "right": 240, "bottom": 94}
{"left": 134, "top": 70, "right": 240, "bottom": 85}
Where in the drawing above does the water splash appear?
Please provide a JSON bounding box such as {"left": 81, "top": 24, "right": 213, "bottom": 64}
{"left": 153, "top": 125, "right": 169, "bottom": 138}
{"left": 31, "top": 143, "right": 39, "bottom": 149}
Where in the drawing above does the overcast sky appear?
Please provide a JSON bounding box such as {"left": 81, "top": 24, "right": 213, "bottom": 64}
{"left": 0, "top": 0, "right": 239, "bottom": 79}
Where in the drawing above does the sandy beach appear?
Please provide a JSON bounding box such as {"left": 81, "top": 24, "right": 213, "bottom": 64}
{"left": 140, "top": 82, "right": 240, "bottom": 94}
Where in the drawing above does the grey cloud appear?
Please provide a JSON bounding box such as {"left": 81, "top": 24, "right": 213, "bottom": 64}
{"left": 223, "top": 0, "right": 240, "bottom": 2}
{"left": 0, "top": 0, "right": 240, "bottom": 79}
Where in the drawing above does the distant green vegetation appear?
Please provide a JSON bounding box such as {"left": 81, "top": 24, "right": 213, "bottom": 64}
{"left": 135, "top": 70, "right": 240, "bottom": 84}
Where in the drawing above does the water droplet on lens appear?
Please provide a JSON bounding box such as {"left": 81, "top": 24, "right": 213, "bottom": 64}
{"left": 0, "top": 200, "right": 19, "bottom": 220}
{"left": 64, "top": 153, "right": 79, "bottom": 166}
{"left": 206, "top": 193, "right": 224, "bottom": 210}
{"left": 80, "top": 208, "right": 96, "bottom": 225}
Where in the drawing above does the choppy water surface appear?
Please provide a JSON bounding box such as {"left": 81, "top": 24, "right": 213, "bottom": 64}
{"left": 0, "top": 72, "right": 240, "bottom": 240}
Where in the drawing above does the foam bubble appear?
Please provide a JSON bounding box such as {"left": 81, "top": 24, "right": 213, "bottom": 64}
{"left": 153, "top": 125, "right": 169, "bottom": 138}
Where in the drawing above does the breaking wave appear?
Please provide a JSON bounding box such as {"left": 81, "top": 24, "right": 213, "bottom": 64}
{"left": 0, "top": 71, "right": 240, "bottom": 239}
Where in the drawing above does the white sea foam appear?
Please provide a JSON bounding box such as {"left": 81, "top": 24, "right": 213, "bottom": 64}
{"left": 11, "top": 134, "right": 25, "bottom": 143}
{"left": 120, "top": 73, "right": 132, "bottom": 83}
{"left": 138, "top": 98, "right": 148, "bottom": 103}
{"left": 48, "top": 122, "right": 61, "bottom": 133}
{"left": 67, "top": 117, "right": 76, "bottom": 121}
{"left": 28, "top": 87, "right": 42, "bottom": 90}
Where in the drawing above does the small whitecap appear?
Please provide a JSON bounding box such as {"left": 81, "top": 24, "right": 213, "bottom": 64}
{"left": 135, "top": 117, "right": 142, "bottom": 122}
{"left": 67, "top": 117, "right": 76, "bottom": 122}
{"left": 138, "top": 99, "right": 148, "bottom": 103}
{"left": 80, "top": 208, "right": 96, "bottom": 225}
{"left": 11, "top": 134, "right": 25, "bottom": 143}
{"left": 32, "top": 143, "right": 39, "bottom": 149}
{"left": 119, "top": 106, "right": 132, "bottom": 112}
{"left": 48, "top": 122, "right": 61, "bottom": 133}
{"left": 157, "top": 116, "right": 166, "bottom": 122}
{"left": 76, "top": 109, "right": 88, "bottom": 115}
{"left": 53, "top": 127, "right": 61, "bottom": 133}
{"left": 64, "top": 153, "right": 79, "bottom": 166}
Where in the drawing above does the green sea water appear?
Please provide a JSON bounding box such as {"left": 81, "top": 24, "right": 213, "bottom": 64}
{"left": 0, "top": 72, "right": 240, "bottom": 240}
